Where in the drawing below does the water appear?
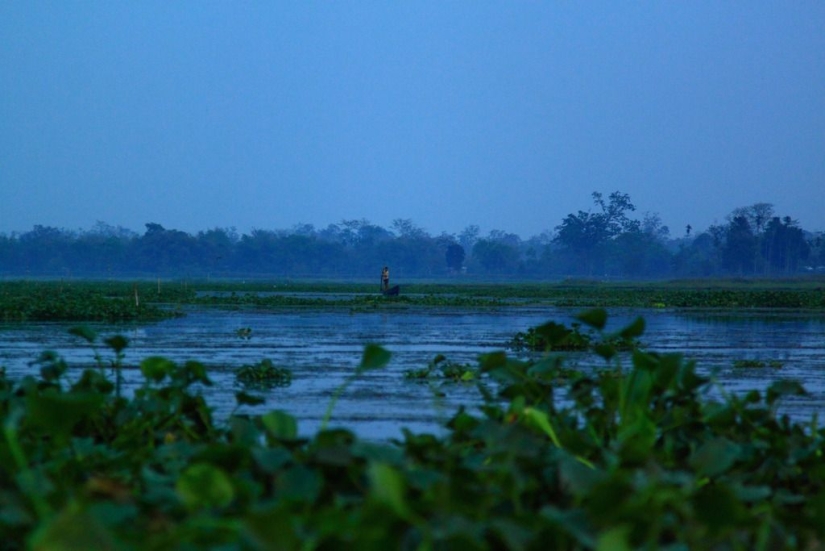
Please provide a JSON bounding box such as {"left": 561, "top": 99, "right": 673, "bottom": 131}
{"left": 1, "top": 307, "right": 824, "bottom": 440}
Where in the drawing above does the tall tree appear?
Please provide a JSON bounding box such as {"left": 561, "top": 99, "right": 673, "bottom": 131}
{"left": 722, "top": 216, "right": 757, "bottom": 274}
{"left": 553, "top": 191, "right": 637, "bottom": 276}
{"left": 445, "top": 243, "right": 466, "bottom": 273}
{"left": 471, "top": 239, "right": 519, "bottom": 275}
{"left": 730, "top": 203, "right": 774, "bottom": 235}
{"left": 609, "top": 213, "right": 672, "bottom": 278}
{"left": 761, "top": 216, "right": 809, "bottom": 274}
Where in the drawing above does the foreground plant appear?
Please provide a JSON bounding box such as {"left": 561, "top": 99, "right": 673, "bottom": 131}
{"left": 1, "top": 310, "right": 824, "bottom": 549}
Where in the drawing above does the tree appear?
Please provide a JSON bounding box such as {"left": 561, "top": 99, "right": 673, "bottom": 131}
{"left": 197, "top": 227, "right": 238, "bottom": 274}
{"left": 730, "top": 203, "right": 774, "bottom": 235}
{"left": 722, "top": 216, "right": 757, "bottom": 274}
{"left": 673, "top": 232, "right": 721, "bottom": 277}
{"left": 609, "top": 213, "right": 672, "bottom": 278}
{"left": 472, "top": 239, "right": 519, "bottom": 274}
{"left": 73, "top": 222, "right": 135, "bottom": 274}
{"left": 445, "top": 243, "right": 465, "bottom": 273}
{"left": 458, "top": 225, "right": 480, "bottom": 256}
{"left": 19, "top": 225, "right": 75, "bottom": 273}
{"left": 391, "top": 219, "right": 427, "bottom": 240}
{"left": 761, "top": 216, "right": 809, "bottom": 274}
{"left": 553, "top": 191, "right": 637, "bottom": 276}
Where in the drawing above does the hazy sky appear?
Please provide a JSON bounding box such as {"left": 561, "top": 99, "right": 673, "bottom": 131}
{"left": 2, "top": 2, "right": 823, "bottom": 239}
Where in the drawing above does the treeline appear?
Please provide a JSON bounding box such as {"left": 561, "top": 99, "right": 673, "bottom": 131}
{"left": 0, "top": 193, "right": 822, "bottom": 279}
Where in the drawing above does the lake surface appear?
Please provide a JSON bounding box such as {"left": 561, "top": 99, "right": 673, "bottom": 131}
{"left": 1, "top": 306, "right": 824, "bottom": 440}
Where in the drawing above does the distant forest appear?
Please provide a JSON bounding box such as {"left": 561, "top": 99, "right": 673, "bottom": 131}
{"left": 1, "top": 192, "right": 823, "bottom": 280}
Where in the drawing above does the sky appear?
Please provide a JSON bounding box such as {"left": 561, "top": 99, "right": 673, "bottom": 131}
{"left": 1, "top": 2, "right": 823, "bottom": 239}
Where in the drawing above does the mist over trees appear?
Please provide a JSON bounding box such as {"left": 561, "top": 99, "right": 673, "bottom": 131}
{"left": 1, "top": 194, "right": 822, "bottom": 280}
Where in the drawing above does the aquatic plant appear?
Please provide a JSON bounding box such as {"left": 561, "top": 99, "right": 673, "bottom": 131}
{"left": 404, "top": 354, "right": 478, "bottom": 382}
{"left": 510, "top": 310, "right": 643, "bottom": 354}
{"left": 235, "top": 359, "right": 292, "bottom": 387}
{"left": 0, "top": 281, "right": 183, "bottom": 322}
{"left": 0, "top": 310, "right": 824, "bottom": 548}
{"left": 4, "top": 280, "right": 825, "bottom": 323}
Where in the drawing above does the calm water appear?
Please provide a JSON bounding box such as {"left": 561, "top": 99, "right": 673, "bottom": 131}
{"left": 1, "top": 307, "right": 824, "bottom": 440}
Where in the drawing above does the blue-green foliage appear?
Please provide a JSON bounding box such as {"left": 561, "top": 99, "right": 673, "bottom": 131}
{"left": 1, "top": 197, "right": 819, "bottom": 279}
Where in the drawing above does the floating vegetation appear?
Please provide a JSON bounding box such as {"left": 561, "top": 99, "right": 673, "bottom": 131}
{"left": 510, "top": 322, "right": 591, "bottom": 352}
{"left": 510, "top": 310, "right": 644, "bottom": 356}
{"left": 404, "top": 354, "right": 478, "bottom": 382}
{"left": 733, "top": 359, "right": 784, "bottom": 369}
{"left": 0, "top": 281, "right": 184, "bottom": 322}
{"left": 2, "top": 280, "right": 825, "bottom": 323}
{"left": 235, "top": 359, "right": 292, "bottom": 387}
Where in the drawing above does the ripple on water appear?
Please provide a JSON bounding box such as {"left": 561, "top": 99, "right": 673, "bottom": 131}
{"left": 1, "top": 307, "right": 823, "bottom": 440}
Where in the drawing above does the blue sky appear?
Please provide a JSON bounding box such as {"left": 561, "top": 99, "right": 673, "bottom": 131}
{"left": 1, "top": 2, "right": 823, "bottom": 238}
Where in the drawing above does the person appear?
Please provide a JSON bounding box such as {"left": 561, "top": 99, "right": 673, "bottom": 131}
{"left": 381, "top": 266, "right": 390, "bottom": 291}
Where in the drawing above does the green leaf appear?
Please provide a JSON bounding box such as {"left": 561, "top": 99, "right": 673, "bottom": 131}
{"left": 71, "top": 370, "right": 114, "bottom": 394}
{"left": 358, "top": 344, "right": 391, "bottom": 372}
{"left": 251, "top": 448, "right": 292, "bottom": 474}
{"left": 522, "top": 407, "right": 562, "bottom": 448}
{"left": 140, "top": 356, "right": 175, "bottom": 383}
{"left": 540, "top": 506, "right": 596, "bottom": 549}
{"left": 596, "top": 525, "right": 632, "bottom": 551}
{"left": 733, "top": 484, "right": 772, "bottom": 503}
{"left": 558, "top": 453, "right": 605, "bottom": 497}
{"left": 490, "top": 518, "right": 534, "bottom": 551}
{"left": 479, "top": 351, "right": 508, "bottom": 372}
{"left": 242, "top": 507, "right": 301, "bottom": 551}
{"left": 29, "top": 502, "right": 118, "bottom": 551}
{"left": 575, "top": 308, "right": 608, "bottom": 330}
{"left": 617, "top": 414, "right": 657, "bottom": 463}
{"left": 176, "top": 463, "right": 235, "bottom": 510}
{"left": 368, "top": 462, "right": 411, "bottom": 519}
{"left": 276, "top": 466, "right": 321, "bottom": 503}
{"left": 261, "top": 410, "right": 298, "bottom": 440}
{"left": 26, "top": 391, "right": 104, "bottom": 442}
{"left": 692, "top": 483, "right": 744, "bottom": 533}
{"left": 235, "top": 391, "right": 266, "bottom": 406}
{"left": 182, "top": 360, "right": 211, "bottom": 385}
{"left": 766, "top": 379, "right": 807, "bottom": 405}
{"left": 32, "top": 350, "right": 68, "bottom": 381}
{"left": 104, "top": 335, "right": 128, "bottom": 354}
{"left": 593, "top": 343, "right": 616, "bottom": 361}
{"left": 68, "top": 326, "right": 97, "bottom": 344}
{"left": 619, "top": 316, "right": 645, "bottom": 340}
{"left": 690, "top": 437, "right": 741, "bottom": 477}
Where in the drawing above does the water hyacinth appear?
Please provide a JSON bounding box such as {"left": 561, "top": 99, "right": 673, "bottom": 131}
{"left": 235, "top": 359, "right": 292, "bottom": 387}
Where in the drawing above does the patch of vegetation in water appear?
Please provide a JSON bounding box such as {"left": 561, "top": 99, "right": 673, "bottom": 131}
{"left": 404, "top": 354, "right": 479, "bottom": 382}
{"left": 733, "top": 359, "right": 784, "bottom": 369}
{"left": 510, "top": 309, "right": 644, "bottom": 354}
{"left": 235, "top": 359, "right": 292, "bottom": 387}
{"left": 3, "top": 280, "right": 824, "bottom": 321}
{"left": 0, "top": 280, "right": 182, "bottom": 322}
{"left": 2, "top": 309, "right": 824, "bottom": 548}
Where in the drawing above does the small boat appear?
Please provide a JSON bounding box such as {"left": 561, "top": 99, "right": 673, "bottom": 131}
{"left": 382, "top": 285, "right": 400, "bottom": 296}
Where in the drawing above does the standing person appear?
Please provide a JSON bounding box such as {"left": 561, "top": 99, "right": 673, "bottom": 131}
{"left": 381, "top": 266, "right": 390, "bottom": 292}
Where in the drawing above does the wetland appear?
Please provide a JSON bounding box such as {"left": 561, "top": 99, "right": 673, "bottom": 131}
{"left": 0, "top": 282, "right": 825, "bottom": 439}
{"left": 2, "top": 278, "right": 825, "bottom": 548}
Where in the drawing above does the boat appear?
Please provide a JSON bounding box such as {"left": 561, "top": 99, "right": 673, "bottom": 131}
{"left": 382, "top": 285, "right": 400, "bottom": 296}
